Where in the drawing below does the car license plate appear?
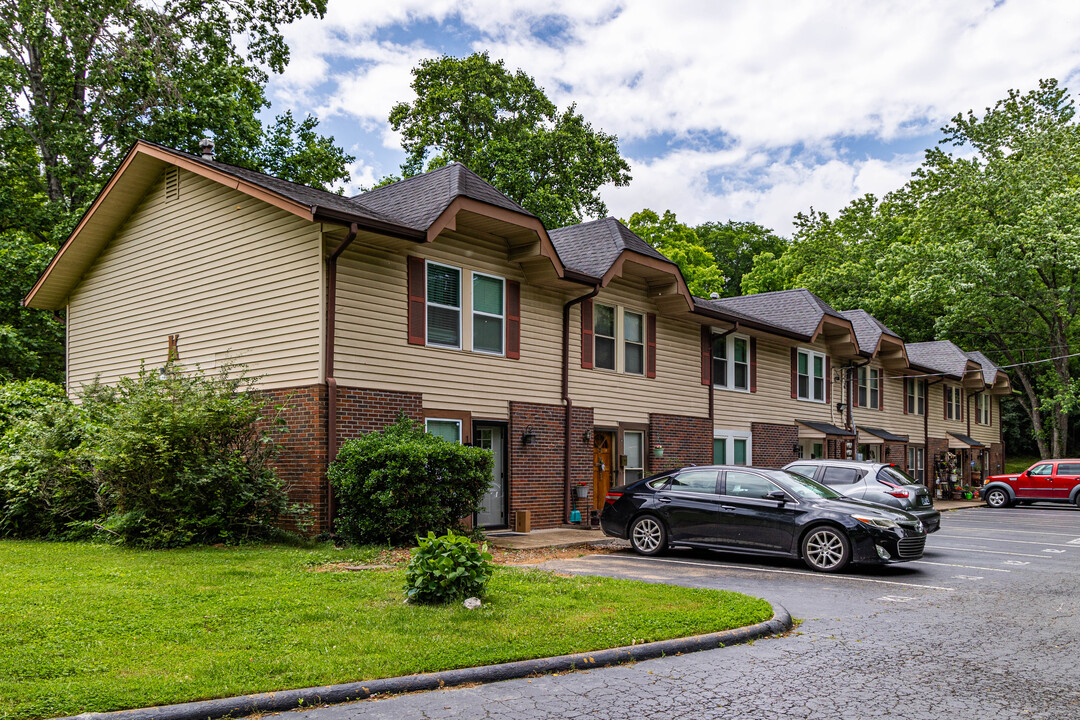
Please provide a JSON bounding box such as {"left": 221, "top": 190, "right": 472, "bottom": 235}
{"left": 919, "top": 497, "right": 930, "bottom": 506}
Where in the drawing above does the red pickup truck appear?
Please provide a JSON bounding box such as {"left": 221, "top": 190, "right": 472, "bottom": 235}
{"left": 981, "top": 460, "right": 1080, "bottom": 508}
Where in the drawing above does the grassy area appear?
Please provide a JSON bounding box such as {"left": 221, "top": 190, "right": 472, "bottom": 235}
{"left": 1004, "top": 455, "right": 1041, "bottom": 474}
{"left": 0, "top": 541, "right": 771, "bottom": 720}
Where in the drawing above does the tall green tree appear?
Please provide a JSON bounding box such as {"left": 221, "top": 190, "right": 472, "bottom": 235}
{"left": 625, "top": 210, "right": 725, "bottom": 297}
{"left": 0, "top": 0, "right": 352, "bottom": 383}
{"left": 389, "top": 52, "right": 632, "bottom": 229}
{"left": 695, "top": 220, "right": 787, "bottom": 298}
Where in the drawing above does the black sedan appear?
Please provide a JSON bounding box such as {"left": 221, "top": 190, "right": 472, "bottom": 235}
{"left": 600, "top": 465, "right": 927, "bottom": 572}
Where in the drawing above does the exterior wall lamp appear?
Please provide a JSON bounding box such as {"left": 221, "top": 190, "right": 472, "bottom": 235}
{"left": 836, "top": 402, "right": 847, "bottom": 414}
{"left": 522, "top": 425, "right": 537, "bottom": 445}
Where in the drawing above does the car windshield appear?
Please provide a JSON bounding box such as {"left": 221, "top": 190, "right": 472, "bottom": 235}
{"left": 774, "top": 470, "right": 844, "bottom": 500}
{"left": 880, "top": 466, "right": 918, "bottom": 486}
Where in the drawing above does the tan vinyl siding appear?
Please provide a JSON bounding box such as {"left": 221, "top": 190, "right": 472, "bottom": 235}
{"left": 67, "top": 168, "right": 323, "bottom": 392}
{"left": 968, "top": 393, "right": 1000, "bottom": 446}
{"left": 713, "top": 336, "right": 844, "bottom": 432}
{"left": 334, "top": 232, "right": 565, "bottom": 419}
{"left": 568, "top": 278, "right": 707, "bottom": 426}
{"left": 879, "top": 373, "right": 928, "bottom": 442}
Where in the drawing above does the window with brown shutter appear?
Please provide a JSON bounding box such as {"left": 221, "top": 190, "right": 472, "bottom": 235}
{"left": 825, "top": 356, "right": 831, "bottom": 404}
{"left": 581, "top": 299, "right": 594, "bottom": 369}
{"left": 790, "top": 347, "right": 797, "bottom": 398}
{"left": 407, "top": 256, "right": 426, "bottom": 345}
{"left": 700, "top": 326, "right": 712, "bottom": 385}
{"left": 903, "top": 378, "right": 909, "bottom": 414}
{"left": 506, "top": 280, "right": 521, "bottom": 359}
{"left": 646, "top": 313, "right": 657, "bottom": 378}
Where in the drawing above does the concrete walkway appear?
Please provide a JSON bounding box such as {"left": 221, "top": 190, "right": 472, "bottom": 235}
{"left": 487, "top": 499, "right": 985, "bottom": 549}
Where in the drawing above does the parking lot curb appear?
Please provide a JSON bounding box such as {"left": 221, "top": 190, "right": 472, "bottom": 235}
{"left": 59, "top": 604, "right": 792, "bottom": 720}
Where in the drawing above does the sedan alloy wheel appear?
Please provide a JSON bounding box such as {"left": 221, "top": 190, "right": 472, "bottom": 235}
{"left": 802, "top": 526, "right": 850, "bottom": 572}
{"left": 630, "top": 515, "right": 667, "bottom": 556}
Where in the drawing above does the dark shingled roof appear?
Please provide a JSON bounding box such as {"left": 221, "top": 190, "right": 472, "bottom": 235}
{"left": 352, "top": 163, "right": 533, "bottom": 231}
{"left": 796, "top": 420, "right": 855, "bottom": 437}
{"left": 905, "top": 341, "right": 975, "bottom": 379}
{"left": 858, "top": 426, "right": 910, "bottom": 443}
{"left": 965, "top": 350, "right": 1004, "bottom": 385}
{"left": 139, "top": 140, "right": 403, "bottom": 227}
{"left": 839, "top": 309, "right": 900, "bottom": 355}
{"left": 699, "top": 289, "right": 847, "bottom": 339}
{"left": 548, "top": 217, "right": 673, "bottom": 279}
{"left": 948, "top": 432, "right": 986, "bottom": 448}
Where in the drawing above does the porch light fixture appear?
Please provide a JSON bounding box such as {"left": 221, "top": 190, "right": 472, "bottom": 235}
{"left": 522, "top": 425, "right": 537, "bottom": 445}
{"left": 793, "top": 444, "right": 801, "bottom": 455}
{"left": 582, "top": 430, "right": 592, "bottom": 445}
{"left": 836, "top": 402, "right": 847, "bottom": 413}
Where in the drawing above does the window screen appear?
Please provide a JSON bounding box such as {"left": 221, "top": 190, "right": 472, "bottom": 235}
{"left": 426, "top": 264, "right": 461, "bottom": 347}
{"left": 472, "top": 273, "right": 504, "bottom": 354}
{"left": 624, "top": 311, "right": 644, "bottom": 375}
{"left": 594, "top": 304, "right": 616, "bottom": 370}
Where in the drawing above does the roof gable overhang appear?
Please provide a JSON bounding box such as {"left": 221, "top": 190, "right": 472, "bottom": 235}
{"left": 597, "top": 250, "right": 694, "bottom": 314}
{"left": 962, "top": 360, "right": 986, "bottom": 389}
{"left": 989, "top": 373, "right": 1012, "bottom": 395}
{"left": 872, "top": 333, "right": 909, "bottom": 369}
{"left": 812, "top": 315, "right": 860, "bottom": 360}
{"left": 23, "top": 141, "right": 424, "bottom": 310}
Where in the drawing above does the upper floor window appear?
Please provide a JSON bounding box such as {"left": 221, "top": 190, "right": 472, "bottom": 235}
{"left": 594, "top": 303, "right": 616, "bottom": 370}
{"left": 713, "top": 333, "right": 750, "bottom": 392}
{"left": 857, "top": 367, "right": 880, "bottom": 409}
{"left": 624, "top": 311, "right": 644, "bottom": 375}
{"left": 472, "top": 272, "right": 504, "bottom": 355}
{"left": 798, "top": 349, "right": 825, "bottom": 402}
{"left": 906, "top": 378, "right": 925, "bottom": 415}
{"left": 945, "top": 385, "right": 963, "bottom": 421}
{"left": 426, "top": 262, "right": 461, "bottom": 349}
{"left": 977, "top": 393, "right": 991, "bottom": 425}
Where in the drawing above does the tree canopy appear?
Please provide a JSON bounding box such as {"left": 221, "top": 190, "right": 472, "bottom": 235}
{"left": 624, "top": 210, "right": 726, "bottom": 297}
{"left": 0, "top": 0, "right": 352, "bottom": 383}
{"left": 389, "top": 52, "right": 632, "bottom": 229}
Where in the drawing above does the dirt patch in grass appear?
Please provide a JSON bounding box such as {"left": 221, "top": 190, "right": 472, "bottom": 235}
{"left": 314, "top": 541, "right": 628, "bottom": 573}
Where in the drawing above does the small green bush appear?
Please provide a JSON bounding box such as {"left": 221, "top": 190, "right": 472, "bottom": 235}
{"left": 405, "top": 530, "right": 493, "bottom": 603}
{"left": 328, "top": 417, "right": 493, "bottom": 544}
{"left": 0, "top": 378, "right": 66, "bottom": 435}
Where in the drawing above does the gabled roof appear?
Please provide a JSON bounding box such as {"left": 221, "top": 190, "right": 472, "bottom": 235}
{"left": 548, "top": 217, "right": 672, "bottom": 279}
{"left": 857, "top": 426, "right": 909, "bottom": 443}
{"left": 839, "top": 309, "right": 899, "bottom": 354}
{"left": 905, "top": 341, "right": 983, "bottom": 380}
{"left": 700, "top": 289, "right": 845, "bottom": 338}
{"left": 964, "top": 350, "right": 1001, "bottom": 385}
{"left": 353, "top": 163, "right": 534, "bottom": 231}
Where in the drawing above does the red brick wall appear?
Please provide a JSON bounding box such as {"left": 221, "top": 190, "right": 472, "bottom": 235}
{"left": 884, "top": 442, "right": 907, "bottom": 467}
{"left": 988, "top": 442, "right": 1005, "bottom": 476}
{"left": 509, "top": 400, "right": 577, "bottom": 530}
{"left": 752, "top": 422, "right": 799, "bottom": 468}
{"left": 257, "top": 385, "right": 328, "bottom": 533}
{"left": 335, "top": 387, "right": 423, "bottom": 447}
{"left": 569, "top": 406, "right": 595, "bottom": 520}
{"left": 648, "top": 413, "right": 712, "bottom": 474}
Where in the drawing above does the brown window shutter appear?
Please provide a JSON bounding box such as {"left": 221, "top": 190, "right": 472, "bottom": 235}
{"left": 700, "top": 326, "right": 712, "bottom": 385}
{"left": 989, "top": 395, "right": 993, "bottom": 426}
{"left": 749, "top": 337, "right": 758, "bottom": 393}
{"left": 646, "top": 313, "right": 657, "bottom": 379}
{"left": 790, "top": 347, "right": 797, "bottom": 398}
{"left": 407, "top": 256, "right": 426, "bottom": 345}
{"left": 944, "top": 387, "right": 948, "bottom": 420}
{"left": 581, "top": 299, "right": 594, "bottom": 369}
{"left": 825, "top": 356, "right": 831, "bottom": 403}
{"left": 879, "top": 371, "right": 884, "bottom": 411}
{"left": 903, "top": 378, "right": 909, "bottom": 415}
{"left": 506, "top": 280, "right": 521, "bottom": 359}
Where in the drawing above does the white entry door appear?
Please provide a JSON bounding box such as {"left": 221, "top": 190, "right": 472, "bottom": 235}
{"left": 476, "top": 425, "right": 506, "bottom": 527}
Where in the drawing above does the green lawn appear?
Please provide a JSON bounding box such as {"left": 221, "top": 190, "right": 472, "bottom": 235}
{"left": 0, "top": 541, "right": 771, "bottom": 720}
{"left": 1004, "top": 455, "right": 1041, "bottom": 474}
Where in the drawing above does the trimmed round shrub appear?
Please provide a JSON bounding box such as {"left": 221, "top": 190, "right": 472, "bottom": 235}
{"left": 405, "top": 530, "right": 493, "bottom": 604}
{"left": 328, "top": 417, "right": 493, "bottom": 544}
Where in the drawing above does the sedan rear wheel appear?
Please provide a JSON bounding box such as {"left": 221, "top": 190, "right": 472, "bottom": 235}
{"left": 985, "top": 488, "right": 1011, "bottom": 508}
{"left": 802, "top": 526, "right": 851, "bottom": 572}
{"left": 629, "top": 515, "right": 667, "bottom": 556}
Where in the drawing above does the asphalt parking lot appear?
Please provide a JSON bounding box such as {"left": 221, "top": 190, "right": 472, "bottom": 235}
{"left": 288, "top": 506, "right": 1080, "bottom": 720}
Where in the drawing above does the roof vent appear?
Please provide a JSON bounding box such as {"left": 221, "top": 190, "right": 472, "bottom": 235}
{"left": 709, "top": 292, "right": 720, "bottom": 299}
{"left": 198, "top": 137, "right": 215, "bottom": 161}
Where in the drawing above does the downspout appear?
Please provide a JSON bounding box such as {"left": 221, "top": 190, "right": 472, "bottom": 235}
{"left": 325, "top": 223, "right": 359, "bottom": 532}
{"left": 562, "top": 285, "right": 600, "bottom": 523}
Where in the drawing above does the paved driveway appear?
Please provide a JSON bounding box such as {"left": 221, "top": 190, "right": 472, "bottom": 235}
{"left": 288, "top": 507, "right": 1080, "bottom": 720}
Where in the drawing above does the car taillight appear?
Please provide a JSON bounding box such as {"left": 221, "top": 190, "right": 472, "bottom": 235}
{"left": 604, "top": 492, "right": 623, "bottom": 505}
{"left": 887, "top": 490, "right": 911, "bottom": 499}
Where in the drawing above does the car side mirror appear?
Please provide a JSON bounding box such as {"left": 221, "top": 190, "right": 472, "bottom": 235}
{"left": 766, "top": 490, "right": 787, "bottom": 503}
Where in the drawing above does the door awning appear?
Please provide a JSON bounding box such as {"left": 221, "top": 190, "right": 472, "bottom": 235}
{"left": 948, "top": 432, "right": 986, "bottom": 449}
{"left": 796, "top": 420, "right": 855, "bottom": 439}
{"left": 857, "top": 426, "right": 910, "bottom": 444}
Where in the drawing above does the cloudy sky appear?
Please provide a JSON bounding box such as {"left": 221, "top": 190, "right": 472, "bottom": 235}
{"left": 265, "top": 0, "right": 1080, "bottom": 235}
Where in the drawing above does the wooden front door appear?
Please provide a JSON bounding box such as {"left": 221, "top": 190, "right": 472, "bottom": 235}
{"left": 593, "top": 431, "right": 615, "bottom": 511}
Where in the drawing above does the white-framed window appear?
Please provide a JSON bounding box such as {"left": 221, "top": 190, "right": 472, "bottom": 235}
{"left": 797, "top": 440, "right": 824, "bottom": 460}
{"left": 624, "top": 311, "right": 645, "bottom": 375}
{"left": 906, "top": 378, "right": 925, "bottom": 415}
{"left": 426, "top": 261, "right": 461, "bottom": 349}
{"left": 977, "top": 394, "right": 991, "bottom": 425}
{"left": 858, "top": 367, "right": 880, "bottom": 409}
{"left": 712, "top": 332, "right": 750, "bottom": 392}
{"left": 623, "top": 430, "right": 645, "bottom": 483}
{"left": 713, "top": 431, "right": 751, "bottom": 465}
{"left": 471, "top": 272, "right": 504, "bottom": 355}
{"left": 797, "top": 349, "right": 826, "bottom": 402}
{"left": 946, "top": 385, "right": 963, "bottom": 421}
{"left": 908, "top": 446, "right": 925, "bottom": 479}
{"left": 425, "top": 418, "right": 462, "bottom": 444}
{"left": 594, "top": 303, "right": 616, "bottom": 371}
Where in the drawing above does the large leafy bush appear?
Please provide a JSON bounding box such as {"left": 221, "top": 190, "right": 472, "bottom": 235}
{"left": 405, "top": 530, "right": 493, "bottom": 604}
{"left": 328, "top": 418, "right": 493, "bottom": 544}
{"left": 0, "top": 364, "right": 294, "bottom": 546}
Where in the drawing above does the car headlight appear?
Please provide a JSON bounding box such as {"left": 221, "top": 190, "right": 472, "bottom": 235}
{"left": 852, "top": 514, "right": 898, "bottom": 529}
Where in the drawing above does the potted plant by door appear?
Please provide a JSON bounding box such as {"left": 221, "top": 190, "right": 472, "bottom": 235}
{"left": 575, "top": 482, "right": 589, "bottom": 499}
